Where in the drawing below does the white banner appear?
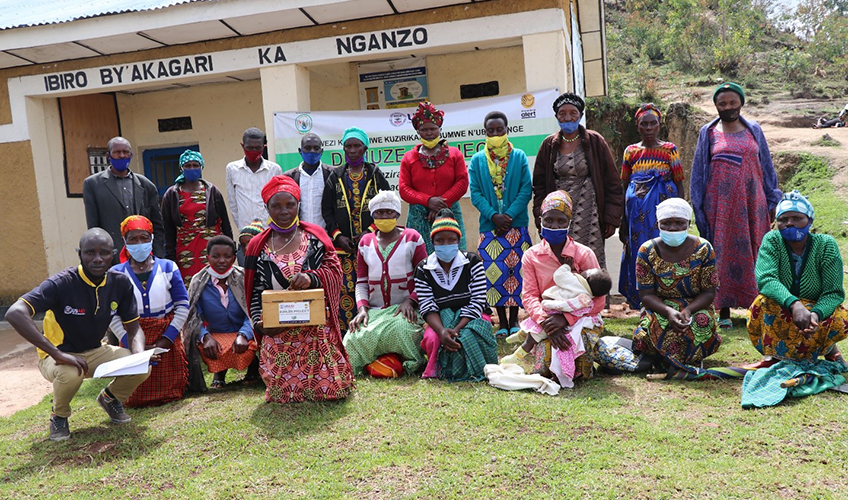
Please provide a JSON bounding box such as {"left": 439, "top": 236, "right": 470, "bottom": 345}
{"left": 273, "top": 88, "right": 560, "bottom": 192}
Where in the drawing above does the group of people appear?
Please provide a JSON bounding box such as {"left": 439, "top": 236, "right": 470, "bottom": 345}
{"left": 8, "top": 83, "right": 848, "bottom": 442}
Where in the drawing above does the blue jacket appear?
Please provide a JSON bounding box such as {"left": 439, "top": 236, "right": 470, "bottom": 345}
{"left": 690, "top": 116, "right": 782, "bottom": 242}
{"left": 468, "top": 148, "right": 532, "bottom": 233}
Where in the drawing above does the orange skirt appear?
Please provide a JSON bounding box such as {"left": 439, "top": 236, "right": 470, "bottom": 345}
{"left": 126, "top": 315, "right": 188, "bottom": 408}
{"left": 198, "top": 332, "right": 258, "bottom": 373}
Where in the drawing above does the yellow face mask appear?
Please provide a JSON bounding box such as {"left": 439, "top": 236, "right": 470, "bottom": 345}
{"left": 486, "top": 135, "right": 509, "bottom": 150}
{"left": 374, "top": 218, "right": 398, "bottom": 233}
{"left": 420, "top": 136, "right": 441, "bottom": 149}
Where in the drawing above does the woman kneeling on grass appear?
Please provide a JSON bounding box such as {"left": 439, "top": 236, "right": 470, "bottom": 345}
{"left": 342, "top": 190, "right": 428, "bottom": 376}
{"left": 245, "top": 175, "right": 353, "bottom": 403}
{"left": 743, "top": 191, "right": 848, "bottom": 408}
{"left": 184, "top": 235, "right": 259, "bottom": 391}
{"left": 414, "top": 209, "right": 497, "bottom": 380}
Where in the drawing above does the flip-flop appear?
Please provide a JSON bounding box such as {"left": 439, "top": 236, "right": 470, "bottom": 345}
{"left": 509, "top": 326, "right": 521, "bottom": 336}
{"left": 717, "top": 318, "right": 733, "bottom": 329}
{"left": 209, "top": 379, "right": 226, "bottom": 389}
{"left": 495, "top": 328, "right": 509, "bottom": 338}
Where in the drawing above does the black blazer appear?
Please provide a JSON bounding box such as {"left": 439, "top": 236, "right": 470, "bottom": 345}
{"left": 82, "top": 169, "right": 166, "bottom": 260}
{"left": 160, "top": 180, "right": 233, "bottom": 261}
{"left": 321, "top": 163, "right": 390, "bottom": 241}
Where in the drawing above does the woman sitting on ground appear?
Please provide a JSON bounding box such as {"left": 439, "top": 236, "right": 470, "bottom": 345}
{"left": 632, "top": 198, "right": 722, "bottom": 380}
{"left": 414, "top": 209, "right": 497, "bottom": 381}
{"left": 743, "top": 191, "right": 848, "bottom": 407}
{"left": 183, "top": 235, "right": 259, "bottom": 391}
{"left": 245, "top": 175, "right": 353, "bottom": 403}
{"left": 342, "top": 191, "right": 428, "bottom": 376}
{"left": 110, "top": 215, "right": 190, "bottom": 407}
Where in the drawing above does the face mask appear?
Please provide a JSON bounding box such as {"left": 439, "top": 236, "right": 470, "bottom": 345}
{"left": 486, "top": 135, "right": 509, "bottom": 150}
{"left": 182, "top": 168, "right": 202, "bottom": 182}
{"left": 780, "top": 224, "right": 810, "bottom": 242}
{"left": 244, "top": 149, "right": 263, "bottom": 163}
{"left": 110, "top": 156, "right": 132, "bottom": 172}
{"left": 208, "top": 264, "right": 234, "bottom": 280}
{"left": 126, "top": 241, "right": 152, "bottom": 262}
{"left": 718, "top": 107, "right": 741, "bottom": 122}
{"left": 269, "top": 216, "right": 299, "bottom": 234}
{"left": 541, "top": 226, "right": 569, "bottom": 245}
{"left": 346, "top": 154, "right": 365, "bottom": 168}
{"left": 559, "top": 120, "right": 580, "bottom": 134}
{"left": 659, "top": 230, "right": 689, "bottom": 247}
{"left": 420, "top": 136, "right": 441, "bottom": 149}
{"left": 374, "top": 218, "right": 397, "bottom": 233}
{"left": 300, "top": 151, "right": 322, "bottom": 166}
{"left": 434, "top": 244, "right": 459, "bottom": 263}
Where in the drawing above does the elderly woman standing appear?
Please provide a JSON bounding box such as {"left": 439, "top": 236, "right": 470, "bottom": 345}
{"left": 618, "top": 104, "right": 685, "bottom": 309}
{"left": 342, "top": 191, "right": 428, "bottom": 375}
{"left": 399, "top": 101, "right": 469, "bottom": 254}
{"left": 633, "top": 198, "right": 722, "bottom": 380}
{"left": 161, "top": 150, "right": 233, "bottom": 286}
{"left": 110, "top": 215, "right": 190, "bottom": 407}
{"left": 469, "top": 111, "right": 533, "bottom": 337}
{"left": 415, "top": 209, "right": 497, "bottom": 381}
{"left": 246, "top": 176, "right": 353, "bottom": 403}
{"left": 532, "top": 93, "right": 623, "bottom": 271}
{"left": 691, "top": 82, "right": 782, "bottom": 328}
{"left": 323, "top": 127, "right": 391, "bottom": 333}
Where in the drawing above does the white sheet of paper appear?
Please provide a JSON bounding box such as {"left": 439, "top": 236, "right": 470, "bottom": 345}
{"left": 92, "top": 348, "right": 169, "bottom": 378}
{"left": 278, "top": 301, "right": 310, "bottom": 323}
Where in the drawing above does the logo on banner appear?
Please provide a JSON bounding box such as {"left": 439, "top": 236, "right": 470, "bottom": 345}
{"left": 521, "top": 94, "right": 535, "bottom": 108}
{"left": 295, "top": 114, "right": 313, "bottom": 134}
{"left": 389, "top": 112, "right": 407, "bottom": 127}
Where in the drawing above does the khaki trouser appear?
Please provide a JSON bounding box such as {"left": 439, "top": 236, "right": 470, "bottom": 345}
{"left": 38, "top": 344, "right": 150, "bottom": 418}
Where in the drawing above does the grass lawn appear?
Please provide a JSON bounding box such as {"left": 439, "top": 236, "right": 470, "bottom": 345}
{"left": 2, "top": 319, "right": 846, "bottom": 500}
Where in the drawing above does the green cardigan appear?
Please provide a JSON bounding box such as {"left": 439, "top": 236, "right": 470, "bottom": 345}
{"left": 755, "top": 230, "right": 845, "bottom": 319}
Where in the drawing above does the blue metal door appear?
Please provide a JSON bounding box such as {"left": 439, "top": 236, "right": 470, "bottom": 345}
{"left": 142, "top": 144, "right": 200, "bottom": 196}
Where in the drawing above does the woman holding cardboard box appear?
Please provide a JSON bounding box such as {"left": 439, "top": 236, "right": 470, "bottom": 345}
{"left": 244, "top": 175, "right": 354, "bottom": 403}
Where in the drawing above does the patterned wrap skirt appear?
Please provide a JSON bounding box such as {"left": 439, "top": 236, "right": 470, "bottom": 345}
{"left": 406, "top": 201, "right": 467, "bottom": 255}
{"left": 478, "top": 227, "right": 531, "bottom": 307}
{"left": 747, "top": 294, "right": 848, "bottom": 361}
{"left": 198, "top": 332, "right": 258, "bottom": 373}
{"left": 126, "top": 314, "right": 188, "bottom": 408}
{"left": 632, "top": 298, "right": 722, "bottom": 374}
{"left": 532, "top": 326, "right": 602, "bottom": 381}
{"left": 436, "top": 308, "right": 498, "bottom": 382}
{"left": 342, "top": 304, "right": 425, "bottom": 376}
{"left": 260, "top": 324, "right": 354, "bottom": 403}
{"left": 338, "top": 251, "right": 357, "bottom": 334}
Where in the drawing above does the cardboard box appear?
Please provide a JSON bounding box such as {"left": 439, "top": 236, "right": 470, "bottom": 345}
{"left": 261, "top": 289, "right": 326, "bottom": 328}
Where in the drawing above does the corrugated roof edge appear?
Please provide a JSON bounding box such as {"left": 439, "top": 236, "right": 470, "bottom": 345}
{"left": 0, "top": 0, "right": 206, "bottom": 31}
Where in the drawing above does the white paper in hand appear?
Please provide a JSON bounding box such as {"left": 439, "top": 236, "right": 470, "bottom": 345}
{"left": 92, "top": 348, "right": 168, "bottom": 378}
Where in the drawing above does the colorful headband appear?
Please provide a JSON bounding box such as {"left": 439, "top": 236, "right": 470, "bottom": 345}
{"left": 120, "top": 215, "right": 153, "bottom": 237}
{"left": 541, "top": 190, "right": 573, "bottom": 219}
{"left": 179, "top": 150, "right": 204, "bottom": 168}
{"left": 411, "top": 101, "right": 445, "bottom": 130}
{"left": 635, "top": 103, "right": 661, "bottom": 122}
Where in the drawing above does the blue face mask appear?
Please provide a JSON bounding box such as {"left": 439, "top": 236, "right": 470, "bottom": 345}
{"left": 541, "top": 226, "right": 569, "bottom": 245}
{"left": 559, "top": 120, "right": 580, "bottom": 134}
{"left": 110, "top": 156, "right": 132, "bottom": 172}
{"left": 434, "top": 244, "right": 459, "bottom": 263}
{"left": 660, "top": 230, "right": 688, "bottom": 247}
{"left": 182, "top": 168, "right": 202, "bottom": 182}
{"left": 300, "top": 151, "right": 322, "bottom": 166}
{"left": 780, "top": 224, "right": 810, "bottom": 242}
{"left": 126, "top": 241, "right": 153, "bottom": 262}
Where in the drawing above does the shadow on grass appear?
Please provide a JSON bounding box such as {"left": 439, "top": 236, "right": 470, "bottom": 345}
{"left": 248, "top": 392, "right": 354, "bottom": 439}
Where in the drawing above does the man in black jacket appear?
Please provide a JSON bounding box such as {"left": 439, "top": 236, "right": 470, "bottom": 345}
{"left": 82, "top": 137, "right": 165, "bottom": 263}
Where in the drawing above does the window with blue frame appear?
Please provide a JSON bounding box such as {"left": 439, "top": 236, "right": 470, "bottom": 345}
{"left": 143, "top": 145, "right": 200, "bottom": 196}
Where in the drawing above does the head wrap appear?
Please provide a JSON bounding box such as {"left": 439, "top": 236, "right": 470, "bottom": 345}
{"left": 430, "top": 212, "right": 462, "bottom": 239}
{"left": 120, "top": 215, "right": 153, "bottom": 237}
{"left": 411, "top": 101, "right": 444, "bottom": 130}
{"left": 656, "top": 198, "right": 693, "bottom": 222}
{"left": 541, "top": 190, "right": 573, "bottom": 219}
{"left": 179, "top": 150, "right": 204, "bottom": 168}
{"left": 552, "top": 92, "right": 585, "bottom": 115}
{"left": 342, "top": 127, "right": 370, "bottom": 149}
{"left": 775, "top": 190, "right": 814, "bottom": 220}
{"left": 261, "top": 175, "right": 301, "bottom": 204}
{"left": 635, "top": 103, "right": 661, "bottom": 122}
{"left": 239, "top": 218, "right": 265, "bottom": 239}
{"left": 713, "top": 82, "right": 745, "bottom": 105}
{"left": 368, "top": 190, "right": 401, "bottom": 215}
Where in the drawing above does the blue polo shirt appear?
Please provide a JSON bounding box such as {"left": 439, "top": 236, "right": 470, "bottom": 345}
{"left": 20, "top": 266, "right": 139, "bottom": 358}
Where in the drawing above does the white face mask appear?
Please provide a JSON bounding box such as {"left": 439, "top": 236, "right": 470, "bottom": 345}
{"left": 207, "top": 265, "right": 234, "bottom": 280}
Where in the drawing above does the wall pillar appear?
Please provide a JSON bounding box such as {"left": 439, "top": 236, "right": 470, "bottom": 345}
{"left": 260, "top": 64, "right": 310, "bottom": 165}
{"left": 522, "top": 31, "right": 571, "bottom": 94}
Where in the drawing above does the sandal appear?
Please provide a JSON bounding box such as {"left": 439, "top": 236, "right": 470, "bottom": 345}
{"left": 509, "top": 326, "right": 521, "bottom": 336}
{"left": 495, "top": 328, "right": 509, "bottom": 339}
{"left": 717, "top": 318, "right": 733, "bottom": 329}
{"left": 210, "top": 379, "right": 226, "bottom": 389}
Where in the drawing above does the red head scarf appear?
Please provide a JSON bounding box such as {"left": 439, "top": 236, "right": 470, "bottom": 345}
{"left": 411, "top": 101, "right": 445, "bottom": 130}
{"left": 261, "top": 175, "right": 301, "bottom": 204}
{"left": 118, "top": 215, "right": 153, "bottom": 263}
{"left": 635, "top": 103, "right": 661, "bottom": 122}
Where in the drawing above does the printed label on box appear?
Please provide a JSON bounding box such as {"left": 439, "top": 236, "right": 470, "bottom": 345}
{"left": 278, "top": 301, "right": 310, "bottom": 323}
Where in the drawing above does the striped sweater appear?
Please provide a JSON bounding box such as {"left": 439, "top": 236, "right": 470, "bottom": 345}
{"left": 414, "top": 251, "right": 488, "bottom": 320}
{"left": 755, "top": 230, "right": 845, "bottom": 319}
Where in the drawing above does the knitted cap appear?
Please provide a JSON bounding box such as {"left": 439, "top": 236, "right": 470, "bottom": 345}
{"left": 430, "top": 212, "right": 462, "bottom": 239}
{"left": 239, "top": 218, "right": 265, "bottom": 239}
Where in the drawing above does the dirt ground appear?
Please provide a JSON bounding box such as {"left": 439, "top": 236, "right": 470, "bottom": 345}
{"left": 0, "top": 322, "right": 53, "bottom": 417}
